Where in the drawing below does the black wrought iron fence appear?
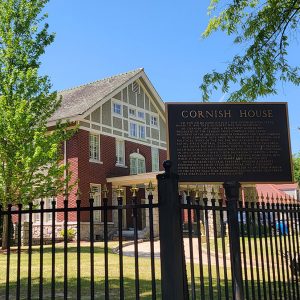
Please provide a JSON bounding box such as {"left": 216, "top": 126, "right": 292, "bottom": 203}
{"left": 181, "top": 190, "right": 300, "bottom": 300}
{"left": 0, "top": 162, "right": 299, "bottom": 300}
{"left": 0, "top": 188, "right": 160, "bottom": 300}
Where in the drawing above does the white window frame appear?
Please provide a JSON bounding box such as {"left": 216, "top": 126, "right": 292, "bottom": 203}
{"left": 151, "top": 147, "right": 160, "bottom": 172}
{"left": 151, "top": 115, "right": 158, "bottom": 127}
{"left": 90, "top": 184, "right": 101, "bottom": 223}
{"left": 137, "top": 111, "right": 145, "bottom": 120}
{"left": 130, "top": 153, "right": 146, "bottom": 175}
{"left": 138, "top": 124, "right": 146, "bottom": 139}
{"left": 116, "top": 139, "right": 125, "bottom": 166}
{"left": 33, "top": 198, "right": 55, "bottom": 223}
{"left": 129, "top": 108, "right": 136, "bottom": 117}
{"left": 129, "top": 122, "right": 138, "bottom": 138}
{"left": 89, "top": 133, "right": 100, "bottom": 162}
{"left": 112, "top": 102, "right": 122, "bottom": 116}
{"left": 44, "top": 198, "right": 54, "bottom": 223}
{"left": 129, "top": 121, "right": 146, "bottom": 140}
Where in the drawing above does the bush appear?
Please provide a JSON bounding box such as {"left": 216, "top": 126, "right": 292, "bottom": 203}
{"left": 239, "top": 222, "right": 273, "bottom": 237}
{"left": 59, "top": 228, "right": 76, "bottom": 241}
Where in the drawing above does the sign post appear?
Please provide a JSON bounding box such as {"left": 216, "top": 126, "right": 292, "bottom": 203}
{"left": 223, "top": 181, "right": 244, "bottom": 300}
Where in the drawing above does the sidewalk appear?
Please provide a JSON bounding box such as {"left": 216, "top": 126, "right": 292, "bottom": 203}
{"left": 121, "top": 238, "right": 232, "bottom": 266}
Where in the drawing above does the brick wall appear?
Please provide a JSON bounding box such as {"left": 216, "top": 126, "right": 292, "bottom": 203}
{"left": 57, "top": 129, "right": 167, "bottom": 222}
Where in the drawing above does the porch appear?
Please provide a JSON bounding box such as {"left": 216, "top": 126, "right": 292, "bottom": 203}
{"left": 107, "top": 171, "right": 162, "bottom": 238}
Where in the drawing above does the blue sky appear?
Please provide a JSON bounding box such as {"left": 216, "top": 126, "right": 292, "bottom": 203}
{"left": 40, "top": 0, "right": 300, "bottom": 154}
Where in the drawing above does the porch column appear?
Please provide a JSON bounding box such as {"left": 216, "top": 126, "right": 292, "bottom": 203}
{"left": 206, "top": 185, "right": 222, "bottom": 237}
{"left": 112, "top": 186, "right": 127, "bottom": 230}
{"left": 144, "top": 182, "right": 159, "bottom": 238}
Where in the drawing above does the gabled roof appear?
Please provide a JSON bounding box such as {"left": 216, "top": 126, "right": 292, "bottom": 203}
{"left": 49, "top": 68, "right": 161, "bottom": 123}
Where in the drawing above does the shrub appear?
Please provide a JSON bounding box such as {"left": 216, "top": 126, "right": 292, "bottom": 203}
{"left": 59, "top": 228, "right": 76, "bottom": 241}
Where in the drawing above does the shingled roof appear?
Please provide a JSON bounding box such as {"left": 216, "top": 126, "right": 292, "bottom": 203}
{"left": 49, "top": 68, "right": 144, "bottom": 122}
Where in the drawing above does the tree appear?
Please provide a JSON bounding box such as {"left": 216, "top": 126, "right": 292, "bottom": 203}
{"left": 201, "top": 0, "right": 300, "bottom": 102}
{"left": 0, "top": 0, "right": 75, "bottom": 248}
{"left": 293, "top": 154, "right": 300, "bottom": 185}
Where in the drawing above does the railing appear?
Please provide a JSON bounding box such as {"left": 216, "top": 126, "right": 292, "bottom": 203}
{"left": 0, "top": 161, "right": 299, "bottom": 299}
{"left": 181, "top": 189, "right": 300, "bottom": 300}
{"left": 0, "top": 189, "right": 160, "bottom": 300}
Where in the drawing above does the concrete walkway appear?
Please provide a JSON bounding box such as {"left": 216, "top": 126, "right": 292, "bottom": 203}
{"left": 121, "top": 238, "right": 232, "bottom": 266}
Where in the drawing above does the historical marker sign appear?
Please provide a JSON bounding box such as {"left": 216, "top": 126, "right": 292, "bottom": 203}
{"left": 166, "top": 103, "right": 293, "bottom": 183}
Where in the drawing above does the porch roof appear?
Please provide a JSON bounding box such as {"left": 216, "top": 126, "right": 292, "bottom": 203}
{"left": 106, "top": 171, "right": 162, "bottom": 186}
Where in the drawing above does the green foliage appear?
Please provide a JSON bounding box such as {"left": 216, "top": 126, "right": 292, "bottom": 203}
{"left": 201, "top": 0, "right": 300, "bottom": 101}
{"left": 0, "top": 0, "right": 76, "bottom": 206}
{"left": 59, "top": 228, "right": 76, "bottom": 241}
{"left": 239, "top": 222, "right": 273, "bottom": 237}
{"left": 293, "top": 153, "right": 300, "bottom": 184}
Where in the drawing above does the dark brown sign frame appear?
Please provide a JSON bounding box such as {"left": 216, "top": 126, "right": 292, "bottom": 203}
{"left": 166, "top": 102, "right": 293, "bottom": 183}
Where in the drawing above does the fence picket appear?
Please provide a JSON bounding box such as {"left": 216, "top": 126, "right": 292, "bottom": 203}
{"left": 0, "top": 173, "right": 299, "bottom": 300}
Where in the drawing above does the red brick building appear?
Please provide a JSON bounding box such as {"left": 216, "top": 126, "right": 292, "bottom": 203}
{"left": 36, "top": 69, "right": 167, "bottom": 239}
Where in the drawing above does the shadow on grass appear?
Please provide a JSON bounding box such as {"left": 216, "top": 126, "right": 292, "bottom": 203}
{"left": 1, "top": 276, "right": 296, "bottom": 299}
{"left": 0, "top": 277, "right": 161, "bottom": 300}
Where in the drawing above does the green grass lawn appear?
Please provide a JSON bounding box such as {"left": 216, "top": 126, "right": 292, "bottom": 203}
{"left": 0, "top": 238, "right": 298, "bottom": 299}
{"left": 0, "top": 242, "right": 162, "bottom": 299}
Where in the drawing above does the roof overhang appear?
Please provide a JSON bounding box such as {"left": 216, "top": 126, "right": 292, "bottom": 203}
{"left": 47, "top": 69, "right": 165, "bottom": 127}
{"left": 107, "top": 171, "right": 162, "bottom": 186}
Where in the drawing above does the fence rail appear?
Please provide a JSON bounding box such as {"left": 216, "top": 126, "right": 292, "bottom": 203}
{"left": 0, "top": 165, "right": 299, "bottom": 299}
{"left": 0, "top": 192, "right": 159, "bottom": 300}
{"left": 181, "top": 190, "right": 300, "bottom": 300}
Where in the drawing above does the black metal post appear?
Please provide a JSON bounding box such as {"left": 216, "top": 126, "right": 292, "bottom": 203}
{"left": 157, "top": 160, "right": 188, "bottom": 300}
{"left": 223, "top": 181, "right": 244, "bottom": 300}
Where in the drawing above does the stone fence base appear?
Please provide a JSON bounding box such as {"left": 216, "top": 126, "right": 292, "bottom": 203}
{"left": 14, "top": 222, "right": 117, "bottom": 246}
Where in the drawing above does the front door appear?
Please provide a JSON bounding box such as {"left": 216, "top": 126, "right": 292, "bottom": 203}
{"left": 125, "top": 187, "right": 144, "bottom": 230}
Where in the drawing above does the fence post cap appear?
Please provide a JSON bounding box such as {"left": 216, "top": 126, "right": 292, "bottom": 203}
{"left": 157, "top": 160, "right": 179, "bottom": 180}
{"left": 223, "top": 181, "right": 241, "bottom": 199}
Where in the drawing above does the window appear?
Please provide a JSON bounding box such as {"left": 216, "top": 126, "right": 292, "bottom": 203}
{"left": 113, "top": 102, "right": 122, "bottom": 115}
{"left": 138, "top": 125, "right": 145, "bottom": 139}
{"left": 130, "top": 153, "right": 146, "bottom": 175}
{"left": 151, "top": 115, "right": 158, "bottom": 127}
{"left": 130, "top": 122, "right": 137, "bottom": 137}
{"left": 137, "top": 111, "right": 145, "bottom": 120}
{"left": 129, "top": 108, "right": 136, "bottom": 117}
{"left": 151, "top": 148, "right": 160, "bottom": 172}
{"left": 91, "top": 184, "right": 101, "bottom": 222}
{"left": 129, "top": 122, "right": 145, "bottom": 140}
{"left": 89, "top": 134, "right": 100, "bottom": 161}
{"left": 34, "top": 200, "right": 40, "bottom": 222}
{"left": 44, "top": 198, "right": 53, "bottom": 222}
{"left": 116, "top": 140, "right": 125, "bottom": 166}
{"left": 33, "top": 198, "right": 55, "bottom": 223}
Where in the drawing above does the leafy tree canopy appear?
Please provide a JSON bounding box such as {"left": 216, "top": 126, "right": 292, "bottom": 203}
{"left": 201, "top": 0, "right": 300, "bottom": 102}
{"left": 293, "top": 153, "right": 300, "bottom": 184}
{"left": 0, "top": 0, "right": 75, "bottom": 206}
